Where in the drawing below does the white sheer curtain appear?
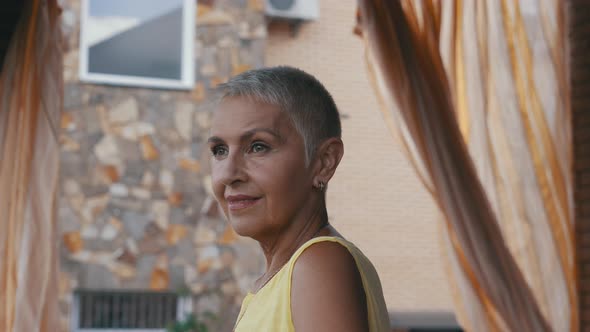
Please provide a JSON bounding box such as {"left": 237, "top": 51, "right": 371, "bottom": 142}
{"left": 0, "top": 1, "right": 63, "bottom": 331}
{"left": 356, "top": 1, "right": 575, "bottom": 331}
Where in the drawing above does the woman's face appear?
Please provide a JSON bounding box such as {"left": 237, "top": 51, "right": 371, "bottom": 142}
{"left": 208, "top": 97, "right": 313, "bottom": 238}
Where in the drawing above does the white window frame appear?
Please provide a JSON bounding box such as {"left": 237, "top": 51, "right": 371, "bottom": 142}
{"left": 79, "top": 0, "right": 195, "bottom": 90}
{"left": 70, "top": 292, "right": 193, "bottom": 332}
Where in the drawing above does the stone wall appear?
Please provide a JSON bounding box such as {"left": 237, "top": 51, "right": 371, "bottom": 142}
{"left": 58, "top": 1, "right": 266, "bottom": 330}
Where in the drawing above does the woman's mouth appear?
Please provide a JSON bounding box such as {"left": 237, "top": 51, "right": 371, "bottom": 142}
{"left": 225, "top": 195, "right": 261, "bottom": 211}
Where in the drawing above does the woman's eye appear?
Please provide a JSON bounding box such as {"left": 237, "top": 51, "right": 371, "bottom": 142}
{"left": 211, "top": 145, "right": 228, "bottom": 158}
{"left": 250, "top": 142, "right": 268, "bottom": 153}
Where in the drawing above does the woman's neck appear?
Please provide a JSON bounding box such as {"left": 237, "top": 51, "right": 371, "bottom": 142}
{"left": 258, "top": 198, "right": 328, "bottom": 278}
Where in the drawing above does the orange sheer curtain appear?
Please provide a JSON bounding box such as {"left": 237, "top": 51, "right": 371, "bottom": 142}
{"left": 356, "top": 1, "right": 575, "bottom": 331}
{"left": 0, "top": 0, "right": 63, "bottom": 331}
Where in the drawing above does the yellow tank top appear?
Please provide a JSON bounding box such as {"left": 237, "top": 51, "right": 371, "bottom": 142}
{"left": 234, "top": 236, "right": 390, "bottom": 331}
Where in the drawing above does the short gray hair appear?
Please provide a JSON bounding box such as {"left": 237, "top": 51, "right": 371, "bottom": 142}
{"left": 216, "top": 66, "right": 341, "bottom": 164}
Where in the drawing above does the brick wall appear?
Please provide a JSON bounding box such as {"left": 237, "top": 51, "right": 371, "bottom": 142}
{"left": 572, "top": 1, "right": 590, "bottom": 329}
{"left": 265, "top": 0, "right": 454, "bottom": 314}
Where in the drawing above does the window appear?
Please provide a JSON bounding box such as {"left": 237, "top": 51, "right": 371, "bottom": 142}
{"left": 71, "top": 290, "right": 192, "bottom": 332}
{"left": 79, "top": 0, "right": 195, "bottom": 89}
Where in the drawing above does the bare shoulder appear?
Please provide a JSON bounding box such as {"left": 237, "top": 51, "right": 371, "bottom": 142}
{"left": 291, "top": 240, "right": 368, "bottom": 332}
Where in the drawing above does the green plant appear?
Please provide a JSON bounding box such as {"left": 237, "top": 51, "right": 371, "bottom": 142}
{"left": 167, "top": 313, "right": 208, "bottom": 332}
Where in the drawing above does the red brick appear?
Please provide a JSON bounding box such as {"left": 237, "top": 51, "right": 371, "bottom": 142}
{"left": 581, "top": 171, "right": 590, "bottom": 186}
{"left": 579, "top": 232, "right": 590, "bottom": 248}
{"left": 579, "top": 249, "right": 590, "bottom": 263}
{"left": 578, "top": 205, "right": 590, "bottom": 218}
{"left": 578, "top": 188, "right": 590, "bottom": 201}
{"left": 577, "top": 217, "right": 590, "bottom": 231}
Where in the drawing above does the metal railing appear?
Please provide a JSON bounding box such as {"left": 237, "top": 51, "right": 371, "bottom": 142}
{"left": 72, "top": 290, "right": 191, "bottom": 332}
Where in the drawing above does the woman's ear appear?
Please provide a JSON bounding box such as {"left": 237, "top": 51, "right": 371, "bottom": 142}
{"left": 313, "top": 137, "right": 344, "bottom": 185}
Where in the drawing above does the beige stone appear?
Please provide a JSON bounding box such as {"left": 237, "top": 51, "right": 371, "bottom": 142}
{"left": 194, "top": 224, "right": 216, "bottom": 246}
{"left": 109, "top": 262, "right": 136, "bottom": 279}
{"left": 63, "top": 50, "right": 79, "bottom": 82}
{"left": 202, "top": 176, "right": 215, "bottom": 196}
{"left": 100, "top": 222, "right": 119, "bottom": 241}
{"left": 63, "top": 179, "right": 81, "bottom": 196}
{"left": 238, "top": 22, "right": 250, "bottom": 39}
{"left": 195, "top": 112, "right": 211, "bottom": 129}
{"left": 70, "top": 250, "right": 92, "bottom": 263}
{"left": 60, "top": 135, "right": 80, "bottom": 152}
{"left": 131, "top": 187, "right": 151, "bottom": 200}
{"left": 80, "top": 194, "right": 109, "bottom": 222}
{"left": 141, "top": 171, "right": 156, "bottom": 188}
{"left": 159, "top": 170, "right": 174, "bottom": 194}
{"left": 200, "top": 63, "right": 217, "bottom": 76}
{"left": 94, "top": 135, "right": 120, "bottom": 165}
{"left": 109, "top": 97, "right": 139, "bottom": 124}
{"left": 93, "top": 251, "right": 114, "bottom": 265}
{"left": 200, "top": 245, "right": 220, "bottom": 260}
{"left": 251, "top": 25, "right": 266, "bottom": 39}
{"left": 120, "top": 122, "right": 155, "bottom": 141}
{"left": 109, "top": 183, "right": 129, "bottom": 197}
{"left": 151, "top": 200, "right": 170, "bottom": 230}
{"left": 175, "top": 102, "right": 194, "bottom": 141}
{"left": 197, "top": 9, "right": 234, "bottom": 26}
{"left": 126, "top": 238, "right": 139, "bottom": 255}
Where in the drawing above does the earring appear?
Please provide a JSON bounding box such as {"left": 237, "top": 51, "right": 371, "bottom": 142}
{"left": 316, "top": 181, "right": 325, "bottom": 192}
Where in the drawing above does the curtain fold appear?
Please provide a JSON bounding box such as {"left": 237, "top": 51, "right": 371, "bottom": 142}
{"left": 0, "top": 0, "right": 63, "bottom": 331}
{"left": 355, "top": 1, "right": 575, "bottom": 331}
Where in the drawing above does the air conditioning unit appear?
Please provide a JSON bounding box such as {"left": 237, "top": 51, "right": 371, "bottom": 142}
{"left": 265, "top": 0, "right": 319, "bottom": 21}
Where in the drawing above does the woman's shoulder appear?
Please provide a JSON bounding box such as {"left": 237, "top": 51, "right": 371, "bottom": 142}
{"left": 293, "top": 236, "right": 357, "bottom": 269}
{"left": 289, "top": 236, "right": 370, "bottom": 331}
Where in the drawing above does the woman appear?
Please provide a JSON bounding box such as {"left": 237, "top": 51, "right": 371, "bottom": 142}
{"left": 209, "top": 66, "right": 390, "bottom": 331}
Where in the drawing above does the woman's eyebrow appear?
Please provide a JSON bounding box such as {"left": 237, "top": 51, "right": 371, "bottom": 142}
{"left": 241, "top": 128, "right": 283, "bottom": 142}
{"left": 207, "top": 128, "right": 284, "bottom": 145}
{"left": 207, "top": 136, "right": 224, "bottom": 144}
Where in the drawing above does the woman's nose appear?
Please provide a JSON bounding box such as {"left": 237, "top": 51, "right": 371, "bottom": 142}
{"left": 218, "top": 151, "right": 247, "bottom": 187}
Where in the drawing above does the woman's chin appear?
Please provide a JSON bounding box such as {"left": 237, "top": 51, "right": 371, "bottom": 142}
{"left": 228, "top": 216, "right": 262, "bottom": 238}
